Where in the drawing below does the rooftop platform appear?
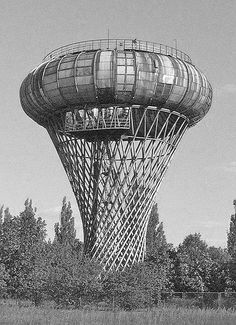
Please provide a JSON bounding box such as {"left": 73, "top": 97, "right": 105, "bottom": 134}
{"left": 43, "top": 38, "right": 192, "bottom": 64}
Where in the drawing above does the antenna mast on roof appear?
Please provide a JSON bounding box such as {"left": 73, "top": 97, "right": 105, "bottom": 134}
{"left": 173, "top": 39, "right": 178, "bottom": 50}
{"left": 107, "top": 28, "right": 110, "bottom": 49}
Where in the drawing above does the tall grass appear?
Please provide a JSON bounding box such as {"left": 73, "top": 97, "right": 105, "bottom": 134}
{"left": 1, "top": 304, "right": 236, "bottom": 325}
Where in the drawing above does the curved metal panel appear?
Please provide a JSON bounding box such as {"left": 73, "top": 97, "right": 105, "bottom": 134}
{"left": 96, "top": 50, "right": 115, "bottom": 103}
{"left": 133, "top": 52, "right": 156, "bottom": 104}
{"left": 42, "top": 59, "right": 66, "bottom": 107}
{"left": 57, "top": 54, "right": 79, "bottom": 105}
{"left": 116, "top": 50, "right": 136, "bottom": 103}
{"left": 25, "top": 73, "right": 43, "bottom": 116}
{"left": 180, "top": 63, "right": 201, "bottom": 110}
{"left": 164, "top": 57, "right": 188, "bottom": 108}
{"left": 75, "top": 51, "right": 97, "bottom": 103}
{"left": 32, "top": 64, "right": 54, "bottom": 114}
{"left": 152, "top": 54, "right": 174, "bottom": 105}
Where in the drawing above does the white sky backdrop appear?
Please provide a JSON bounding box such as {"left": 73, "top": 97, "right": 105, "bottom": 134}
{"left": 0, "top": 0, "right": 236, "bottom": 247}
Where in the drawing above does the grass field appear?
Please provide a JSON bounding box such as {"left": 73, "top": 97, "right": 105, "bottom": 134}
{"left": 1, "top": 304, "right": 236, "bottom": 325}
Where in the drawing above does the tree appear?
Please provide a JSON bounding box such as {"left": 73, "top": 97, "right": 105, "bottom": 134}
{"left": 0, "top": 263, "right": 9, "bottom": 298}
{"left": 54, "top": 197, "right": 76, "bottom": 247}
{"left": 227, "top": 200, "right": 236, "bottom": 256}
{"left": 0, "top": 207, "right": 20, "bottom": 296}
{"left": 145, "top": 204, "right": 173, "bottom": 291}
{"left": 1, "top": 199, "right": 47, "bottom": 299}
{"left": 176, "top": 233, "right": 212, "bottom": 292}
{"left": 227, "top": 200, "right": 236, "bottom": 289}
{"left": 146, "top": 203, "right": 169, "bottom": 262}
{"left": 146, "top": 203, "right": 160, "bottom": 257}
{"left": 206, "top": 246, "right": 230, "bottom": 292}
{"left": 0, "top": 205, "right": 3, "bottom": 229}
{"left": 0, "top": 205, "right": 3, "bottom": 246}
{"left": 18, "top": 199, "right": 47, "bottom": 252}
{"left": 0, "top": 199, "right": 87, "bottom": 304}
{"left": 102, "top": 261, "right": 167, "bottom": 310}
{"left": 227, "top": 200, "right": 236, "bottom": 290}
{"left": 28, "top": 242, "right": 102, "bottom": 307}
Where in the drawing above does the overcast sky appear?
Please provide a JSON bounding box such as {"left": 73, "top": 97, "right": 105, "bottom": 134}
{"left": 0, "top": 0, "right": 236, "bottom": 247}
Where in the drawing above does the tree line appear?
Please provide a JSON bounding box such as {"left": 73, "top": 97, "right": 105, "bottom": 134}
{"left": 0, "top": 198, "right": 236, "bottom": 309}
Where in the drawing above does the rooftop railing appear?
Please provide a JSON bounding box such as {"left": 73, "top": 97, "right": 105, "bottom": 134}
{"left": 43, "top": 39, "right": 192, "bottom": 64}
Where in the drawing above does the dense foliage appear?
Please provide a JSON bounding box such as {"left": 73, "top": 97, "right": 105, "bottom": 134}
{"left": 0, "top": 198, "right": 235, "bottom": 309}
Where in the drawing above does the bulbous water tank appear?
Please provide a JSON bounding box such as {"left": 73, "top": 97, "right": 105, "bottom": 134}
{"left": 20, "top": 39, "right": 212, "bottom": 127}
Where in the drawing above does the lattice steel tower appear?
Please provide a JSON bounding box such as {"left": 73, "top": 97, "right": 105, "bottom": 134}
{"left": 20, "top": 39, "right": 212, "bottom": 271}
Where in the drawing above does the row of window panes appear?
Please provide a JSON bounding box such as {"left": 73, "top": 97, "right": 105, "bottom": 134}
{"left": 44, "top": 60, "right": 60, "bottom": 75}
{"left": 117, "top": 75, "right": 135, "bottom": 84}
{"left": 42, "top": 78, "right": 207, "bottom": 105}
{"left": 58, "top": 78, "right": 75, "bottom": 87}
{"left": 117, "top": 52, "right": 133, "bottom": 58}
{"left": 79, "top": 52, "right": 95, "bottom": 60}
{"left": 43, "top": 52, "right": 198, "bottom": 80}
{"left": 43, "top": 82, "right": 58, "bottom": 91}
{"left": 42, "top": 56, "right": 206, "bottom": 91}
{"left": 76, "top": 76, "right": 94, "bottom": 85}
{"left": 58, "top": 69, "right": 74, "bottom": 78}
{"left": 61, "top": 55, "right": 75, "bottom": 63}
{"left": 76, "top": 67, "right": 92, "bottom": 76}
{"left": 117, "top": 58, "right": 134, "bottom": 65}
{"left": 59, "top": 60, "right": 75, "bottom": 70}
{"left": 36, "top": 56, "right": 209, "bottom": 108}
{"left": 51, "top": 57, "right": 180, "bottom": 77}
{"left": 117, "top": 85, "right": 133, "bottom": 91}
{"left": 43, "top": 74, "right": 57, "bottom": 84}
{"left": 77, "top": 59, "right": 93, "bottom": 67}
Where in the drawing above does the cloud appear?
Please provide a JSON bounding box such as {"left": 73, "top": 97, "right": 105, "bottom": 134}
{"left": 215, "top": 83, "right": 236, "bottom": 97}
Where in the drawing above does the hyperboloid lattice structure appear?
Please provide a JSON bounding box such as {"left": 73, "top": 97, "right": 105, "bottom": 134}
{"left": 20, "top": 39, "right": 212, "bottom": 271}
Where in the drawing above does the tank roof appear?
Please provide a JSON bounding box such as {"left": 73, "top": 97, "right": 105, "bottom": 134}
{"left": 43, "top": 38, "right": 192, "bottom": 64}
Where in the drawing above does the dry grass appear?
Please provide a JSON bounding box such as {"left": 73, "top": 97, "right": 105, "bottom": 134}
{"left": 0, "top": 303, "right": 236, "bottom": 325}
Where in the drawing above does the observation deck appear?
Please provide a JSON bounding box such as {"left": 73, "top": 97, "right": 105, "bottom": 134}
{"left": 43, "top": 39, "right": 192, "bottom": 64}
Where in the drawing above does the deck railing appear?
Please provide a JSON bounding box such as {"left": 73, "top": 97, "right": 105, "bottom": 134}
{"left": 43, "top": 39, "right": 192, "bottom": 64}
{"left": 65, "top": 107, "right": 131, "bottom": 133}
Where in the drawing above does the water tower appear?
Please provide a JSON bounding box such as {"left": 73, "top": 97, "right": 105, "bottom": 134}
{"left": 20, "top": 39, "right": 212, "bottom": 271}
